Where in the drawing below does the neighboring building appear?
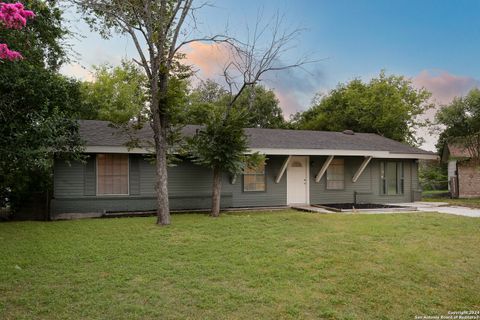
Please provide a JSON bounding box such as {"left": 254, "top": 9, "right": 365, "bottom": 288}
{"left": 50, "top": 120, "right": 437, "bottom": 217}
{"left": 442, "top": 143, "right": 480, "bottom": 198}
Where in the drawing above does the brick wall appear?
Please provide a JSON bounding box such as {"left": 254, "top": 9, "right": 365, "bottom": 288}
{"left": 458, "top": 161, "right": 480, "bottom": 198}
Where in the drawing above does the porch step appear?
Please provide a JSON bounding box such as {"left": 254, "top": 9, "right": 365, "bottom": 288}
{"left": 291, "top": 205, "right": 334, "bottom": 213}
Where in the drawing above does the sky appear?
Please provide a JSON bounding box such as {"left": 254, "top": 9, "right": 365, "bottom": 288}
{"left": 61, "top": 0, "right": 480, "bottom": 151}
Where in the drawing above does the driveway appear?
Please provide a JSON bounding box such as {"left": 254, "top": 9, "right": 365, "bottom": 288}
{"left": 391, "top": 202, "right": 480, "bottom": 218}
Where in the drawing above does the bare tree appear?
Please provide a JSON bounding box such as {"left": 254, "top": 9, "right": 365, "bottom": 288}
{"left": 75, "top": 0, "right": 232, "bottom": 225}
{"left": 208, "top": 13, "right": 316, "bottom": 217}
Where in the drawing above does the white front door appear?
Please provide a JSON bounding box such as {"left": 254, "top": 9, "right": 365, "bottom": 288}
{"left": 287, "top": 156, "right": 309, "bottom": 205}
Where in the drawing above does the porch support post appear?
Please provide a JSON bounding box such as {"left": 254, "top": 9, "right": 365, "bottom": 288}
{"left": 352, "top": 156, "right": 373, "bottom": 183}
{"left": 315, "top": 155, "right": 334, "bottom": 183}
{"left": 275, "top": 155, "right": 292, "bottom": 183}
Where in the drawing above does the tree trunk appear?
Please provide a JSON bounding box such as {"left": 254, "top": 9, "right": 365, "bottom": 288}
{"left": 211, "top": 165, "right": 222, "bottom": 217}
{"left": 151, "top": 71, "right": 171, "bottom": 226}
{"left": 154, "top": 131, "right": 170, "bottom": 225}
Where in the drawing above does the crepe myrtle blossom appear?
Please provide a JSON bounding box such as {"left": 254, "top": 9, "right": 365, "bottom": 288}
{"left": 0, "top": 43, "right": 21, "bottom": 60}
{"left": 0, "top": 2, "right": 34, "bottom": 29}
{"left": 0, "top": 2, "right": 35, "bottom": 61}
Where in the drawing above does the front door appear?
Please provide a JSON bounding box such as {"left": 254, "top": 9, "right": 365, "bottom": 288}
{"left": 287, "top": 156, "right": 309, "bottom": 205}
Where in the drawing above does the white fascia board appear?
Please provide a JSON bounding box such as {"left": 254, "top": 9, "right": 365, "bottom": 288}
{"left": 249, "top": 148, "right": 438, "bottom": 160}
{"left": 388, "top": 153, "right": 439, "bottom": 160}
{"left": 84, "top": 146, "right": 152, "bottom": 154}
{"left": 84, "top": 145, "right": 439, "bottom": 160}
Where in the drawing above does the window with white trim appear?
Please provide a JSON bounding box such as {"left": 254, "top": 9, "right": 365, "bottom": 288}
{"left": 380, "top": 161, "right": 404, "bottom": 195}
{"left": 326, "top": 158, "right": 345, "bottom": 190}
{"left": 97, "top": 154, "right": 129, "bottom": 195}
{"left": 243, "top": 162, "right": 266, "bottom": 192}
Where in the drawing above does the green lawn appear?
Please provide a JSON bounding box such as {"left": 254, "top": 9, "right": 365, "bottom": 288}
{"left": 1, "top": 211, "right": 479, "bottom": 319}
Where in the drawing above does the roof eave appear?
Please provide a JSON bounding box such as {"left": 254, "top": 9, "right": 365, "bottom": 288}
{"left": 84, "top": 145, "right": 438, "bottom": 160}
{"left": 248, "top": 148, "right": 438, "bottom": 159}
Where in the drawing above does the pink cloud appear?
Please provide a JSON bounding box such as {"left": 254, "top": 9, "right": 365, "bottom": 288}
{"left": 412, "top": 70, "right": 479, "bottom": 104}
{"left": 274, "top": 90, "right": 303, "bottom": 117}
{"left": 183, "top": 42, "right": 321, "bottom": 118}
{"left": 183, "top": 42, "right": 232, "bottom": 79}
{"left": 412, "top": 70, "right": 480, "bottom": 151}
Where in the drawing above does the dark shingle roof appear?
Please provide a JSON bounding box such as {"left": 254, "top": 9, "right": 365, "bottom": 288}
{"left": 79, "top": 120, "right": 435, "bottom": 155}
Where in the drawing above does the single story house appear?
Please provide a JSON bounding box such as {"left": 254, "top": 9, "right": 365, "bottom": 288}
{"left": 442, "top": 143, "right": 480, "bottom": 198}
{"left": 51, "top": 120, "right": 437, "bottom": 217}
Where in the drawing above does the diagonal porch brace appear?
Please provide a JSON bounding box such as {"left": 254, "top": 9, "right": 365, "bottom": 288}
{"left": 275, "top": 155, "right": 292, "bottom": 183}
{"left": 352, "top": 156, "right": 373, "bottom": 183}
{"left": 315, "top": 155, "right": 334, "bottom": 183}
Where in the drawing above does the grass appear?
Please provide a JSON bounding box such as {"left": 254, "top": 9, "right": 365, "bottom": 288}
{"left": 422, "top": 189, "right": 480, "bottom": 208}
{"left": 422, "top": 196, "right": 480, "bottom": 208}
{"left": 0, "top": 210, "right": 479, "bottom": 319}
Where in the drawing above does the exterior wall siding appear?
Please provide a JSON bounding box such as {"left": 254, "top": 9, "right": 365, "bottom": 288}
{"left": 52, "top": 154, "right": 418, "bottom": 216}
{"left": 223, "top": 155, "right": 287, "bottom": 207}
{"left": 309, "top": 156, "right": 415, "bottom": 204}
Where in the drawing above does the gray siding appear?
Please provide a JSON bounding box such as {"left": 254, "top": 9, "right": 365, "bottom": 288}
{"left": 53, "top": 154, "right": 232, "bottom": 215}
{"left": 223, "top": 155, "right": 287, "bottom": 207}
{"left": 129, "top": 155, "right": 141, "bottom": 195}
{"left": 54, "top": 160, "right": 85, "bottom": 198}
{"left": 84, "top": 155, "right": 96, "bottom": 196}
{"left": 309, "top": 157, "right": 414, "bottom": 204}
{"left": 52, "top": 154, "right": 418, "bottom": 215}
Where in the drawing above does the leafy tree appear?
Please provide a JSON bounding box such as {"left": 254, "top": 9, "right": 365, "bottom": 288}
{"left": 189, "top": 15, "right": 311, "bottom": 217}
{"left": 436, "top": 88, "right": 480, "bottom": 161}
{"left": 419, "top": 161, "right": 448, "bottom": 191}
{"left": 291, "top": 71, "right": 433, "bottom": 145}
{"left": 187, "top": 80, "right": 286, "bottom": 128}
{"left": 0, "top": 1, "right": 35, "bottom": 60}
{"left": 0, "top": 0, "right": 84, "bottom": 212}
{"left": 76, "top": 0, "right": 231, "bottom": 225}
{"left": 231, "top": 85, "right": 286, "bottom": 128}
{"left": 79, "top": 60, "right": 148, "bottom": 123}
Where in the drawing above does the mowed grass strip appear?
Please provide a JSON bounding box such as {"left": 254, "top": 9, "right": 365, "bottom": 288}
{"left": 423, "top": 196, "right": 480, "bottom": 209}
{"left": 0, "top": 211, "right": 479, "bottom": 320}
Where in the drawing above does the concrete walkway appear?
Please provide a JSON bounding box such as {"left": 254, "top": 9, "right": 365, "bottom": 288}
{"left": 391, "top": 202, "right": 480, "bottom": 218}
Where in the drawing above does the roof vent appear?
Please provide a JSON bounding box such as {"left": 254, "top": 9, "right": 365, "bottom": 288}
{"left": 342, "top": 130, "right": 355, "bottom": 135}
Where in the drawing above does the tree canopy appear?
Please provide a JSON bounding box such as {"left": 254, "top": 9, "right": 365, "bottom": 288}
{"left": 0, "top": 0, "right": 84, "bottom": 210}
{"left": 436, "top": 88, "right": 480, "bottom": 159}
{"left": 291, "top": 71, "right": 433, "bottom": 145}
{"left": 79, "top": 61, "right": 148, "bottom": 123}
{"left": 0, "top": 1, "right": 35, "bottom": 60}
{"left": 187, "top": 80, "right": 286, "bottom": 129}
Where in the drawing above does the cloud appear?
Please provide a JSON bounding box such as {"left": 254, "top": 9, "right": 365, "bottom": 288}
{"left": 183, "top": 42, "right": 324, "bottom": 117}
{"left": 412, "top": 70, "right": 480, "bottom": 151}
{"left": 262, "top": 67, "right": 325, "bottom": 116}
{"left": 60, "top": 63, "right": 94, "bottom": 81}
{"left": 183, "top": 42, "right": 233, "bottom": 79}
{"left": 412, "top": 70, "right": 480, "bottom": 105}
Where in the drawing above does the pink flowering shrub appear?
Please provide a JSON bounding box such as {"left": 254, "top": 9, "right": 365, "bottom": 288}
{"left": 0, "top": 2, "right": 34, "bottom": 29}
{"left": 0, "top": 43, "right": 21, "bottom": 60}
{"left": 0, "top": 2, "right": 35, "bottom": 61}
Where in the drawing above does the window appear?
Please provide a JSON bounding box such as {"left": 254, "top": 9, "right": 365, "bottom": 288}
{"left": 380, "top": 161, "right": 404, "bottom": 195}
{"left": 97, "top": 154, "right": 129, "bottom": 195}
{"left": 326, "top": 159, "right": 344, "bottom": 190}
{"left": 243, "top": 162, "right": 266, "bottom": 192}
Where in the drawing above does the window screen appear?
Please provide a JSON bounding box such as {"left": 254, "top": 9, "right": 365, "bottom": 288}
{"left": 380, "top": 161, "right": 404, "bottom": 195}
{"left": 243, "top": 162, "right": 266, "bottom": 192}
{"left": 97, "top": 154, "right": 129, "bottom": 195}
{"left": 326, "top": 158, "right": 345, "bottom": 190}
